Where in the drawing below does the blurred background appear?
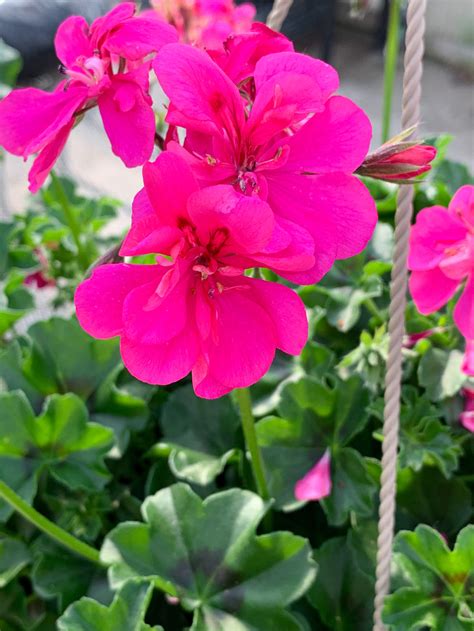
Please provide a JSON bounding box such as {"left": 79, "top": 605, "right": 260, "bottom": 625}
{"left": 0, "top": 0, "right": 473, "bottom": 217}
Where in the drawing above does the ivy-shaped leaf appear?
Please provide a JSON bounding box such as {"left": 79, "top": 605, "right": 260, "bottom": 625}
{"left": 383, "top": 525, "right": 474, "bottom": 630}
{"left": 150, "top": 384, "right": 241, "bottom": 486}
{"left": 256, "top": 375, "right": 377, "bottom": 522}
{"left": 0, "top": 536, "right": 31, "bottom": 587}
{"left": 0, "top": 391, "right": 113, "bottom": 520}
{"left": 101, "top": 483, "right": 316, "bottom": 630}
{"left": 57, "top": 581, "right": 162, "bottom": 631}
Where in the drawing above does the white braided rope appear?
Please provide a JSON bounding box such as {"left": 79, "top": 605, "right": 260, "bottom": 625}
{"left": 266, "top": 0, "right": 294, "bottom": 31}
{"left": 373, "top": 1, "right": 427, "bottom": 629}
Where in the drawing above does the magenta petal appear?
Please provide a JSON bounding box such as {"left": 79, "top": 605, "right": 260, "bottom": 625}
{"left": 122, "top": 273, "right": 189, "bottom": 345}
{"left": 54, "top": 16, "right": 91, "bottom": 67}
{"left": 142, "top": 152, "right": 199, "bottom": 225}
{"left": 28, "top": 119, "right": 75, "bottom": 193}
{"left": 294, "top": 449, "right": 332, "bottom": 502}
{"left": 454, "top": 276, "right": 474, "bottom": 339}
{"left": 408, "top": 206, "right": 466, "bottom": 271}
{"left": 90, "top": 2, "right": 136, "bottom": 49}
{"left": 246, "top": 277, "right": 308, "bottom": 355}
{"left": 192, "top": 357, "right": 231, "bottom": 399}
{"left": 121, "top": 327, "right": 198, "bottom": 386}
{"left": 187, "top": 186, "right": 274, "bottom": 254}
{"left": 154, "top": 43, "right": 244, "bottom": 135}
{"left": 254, "top": 52, "right": 339, "bottom": 100}
{"left": 74, "top": 264, "right": 163, "bottom": 339}
{"left": 409, "top": 267, "right": 459, "bottom": 314}
{"left": 98, "top": 73, "right": 154, "bottom": 167}
{"left": 205, "top": 286, "right": 277, "bottom": 389}
{"left": 462, "top": 339, "right": 474, "bottom": 377}
{"left": 283, "top": 96, "right": 372, "bottom": 173}
{"left": 0, "top": 86, "right": 87, "bottom": 157}
{"left": 103, "top": 15, "right": 178, "bottom": 60}
{"left": 449, "top": 184, "right": 474, "bottom": 230}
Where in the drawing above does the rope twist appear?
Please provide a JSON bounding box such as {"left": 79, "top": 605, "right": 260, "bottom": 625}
{"left": 266, "top": 0, "right": 294, "bottom": 31}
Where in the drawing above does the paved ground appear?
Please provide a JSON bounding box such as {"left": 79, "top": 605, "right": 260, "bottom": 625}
{"left": 2, "top": 29, "right": 473, "bottom": 222}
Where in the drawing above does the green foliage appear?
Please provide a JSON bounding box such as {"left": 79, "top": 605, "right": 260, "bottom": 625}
{"left": 150, "top": 384, "right": 241, "bottom": 485}
{"left": 256, "top": 375, "right": 377, "bottom": 523}
{"left": 102, "top": 484, "right": 316, "bottom": 629}
{"left": 383, "top": 525, "right": 474, "bottom": 630}
{"left": 0, "top": 391, "right": 113, "bottom": 520}
{"left": 0, "top": 39, "right": 22, "bottom": 92}
{"left": 57, "top": 581, "right": 163, "bottom": 631}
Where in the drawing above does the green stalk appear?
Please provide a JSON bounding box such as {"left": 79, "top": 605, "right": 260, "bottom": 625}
{"left": 382, "top": 0, "right": 402, "bottom": 143}
{"left": 0, "top": 480, "right": 103, "bottom": 566}
{"left": 50, "top": 170, "right": 89, "bottom": 269}
{"left": 235, "top": 388, "right": 270, "bottom": 501}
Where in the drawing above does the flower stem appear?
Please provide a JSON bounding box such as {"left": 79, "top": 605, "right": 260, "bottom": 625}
{"left": 235, "top": 388, "right": 270, "bottom": 501}
{"left": 382, "top": 0, "right": 402, "bottom": 142}
{"left": 0, "top": 480, "right": 103, "bottom": 566}
{"left": 50, "top": 170, "right": 89, "bottom": 269}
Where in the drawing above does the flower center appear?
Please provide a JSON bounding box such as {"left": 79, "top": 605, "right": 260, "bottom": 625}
{"left": 64, "top": 55, "right": 107, "bottom": 87}
{"left": 441, "top": 234, "right": 474, "bottom": 279}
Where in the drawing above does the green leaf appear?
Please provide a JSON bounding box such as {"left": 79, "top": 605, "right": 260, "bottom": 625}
{"left": 325, "top": 276, "right": 383, "bottom": 332}
{"left": 152, "top": 384, "right": 241, "bottom": 486}
{"left": 383, "top": 525, "right": 474, "bottom": 630}
{"left": 418, "top": 348, "right": 466, "bottom": 401}
{"left": 32, "top": 539, "right": 96, "bottom": 610}
{"left": 307, "top": 532, "right": 374, "bottom": 630}
{"left": 0, "top": 536, "right": 31, "bottom": 587}
{"left": 0, "top": 39, "right": 22, "bottom": 88}
{"left": 0, "top": 391, "right": 113, "bottom": 520}
{"left": 101, "top": 484, "right": 316, "bottom": 629}
{"left": 256, "top": 375, "right": 376, "bottom": 519}
{"left": 397, "top": 468, "right": 472, "bottom": 536}
{"left": 25, "top": 317, "right": 120, "bottom": 400}
{"left": 57, "top": 581, "right": 162, "bottom": 631}
{"left": 398, "top": 393, "right": 461, "bottom": 477}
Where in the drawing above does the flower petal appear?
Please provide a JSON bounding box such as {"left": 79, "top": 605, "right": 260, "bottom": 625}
{"left": 28, "top": 119, "right": 75, "bottom": 193}
{"left": 98, "top": 70, "right": 155, "bottom": 167}
{"left": 294, "top": 449, "right": 332, "bottom": 502}
{"left": 409, "top": 267, "right": 459, "bottom": 314}
{"left": 121, "top": 327, "right": 198, "bottom": 385}
{"left": 282, "top": 96, "right": 372, "bottom": 173}
{"left": 103, "top": 14, "right": 178, "bottom": 60}
{"left": 449, "top": 184, "right": 474, "bottom": 230}
{"left": 54, "top": 16, "right": 92, "bottom": 68}
{"left": 454, "top": 276, "right": 474, "bottom": 339}
{"left": 74, "top": 264, "right": 163, "bottom": 339}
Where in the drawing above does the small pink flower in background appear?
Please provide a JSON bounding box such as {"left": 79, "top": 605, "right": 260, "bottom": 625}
{"left": 75, "top": 152, "right": 308, "bottom": 399}
{"left": 0, "top": 3, "right": 177, "bottom": 192}
{"left": 150, "top": 0, "right": 255, "bottom": 49}
{"left": 294, "top": 449, "right": 332, "bottom": 502}
{"left": 154, "top": 44, "right": 377, "bottom": 284}
{"left": 403, "top": 327, "right": 445, "bottom": 348}
{"left": 462, "top": 339, "right": 474, "bottom": 377}
{"left": 460, "top": 387, "right": 474, "bottom": 433}
{"left": 408, "top": 185, "right": 474, "bottom": 340}
{"left": 357, "top": 137, "right": 436, "bottom": 183}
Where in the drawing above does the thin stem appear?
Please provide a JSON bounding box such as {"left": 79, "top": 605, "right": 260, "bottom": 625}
{"left": 382, "top": 0, "right": 402, "bottom": 142}
{"left": 0, "top": 480, "right": 103, "bottom": 566}
{"left": 50, "top": 170, "right": 89, "bottom": 269}
{"left": 235, "top": 388, "right": 270, "bottom": 501}
{"left": 364, "top": 297, "right": 383, "bottom": 322}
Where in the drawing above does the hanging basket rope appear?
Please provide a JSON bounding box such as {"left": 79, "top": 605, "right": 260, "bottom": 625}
{"left": 373, "top": 0, "right": 427, "bottom": 628}
{"left": 267, "top": 1, "right": 428, "bottom": 629}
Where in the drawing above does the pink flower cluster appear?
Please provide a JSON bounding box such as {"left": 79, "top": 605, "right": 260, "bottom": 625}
{"left": 0, "top": 3, "right": 177, "bottom": 192}
{"left": 0, "top": 5, "right": 378, "bottom": 398}
{"left": 150, "top": 0, "right": 256, "bottom": 49}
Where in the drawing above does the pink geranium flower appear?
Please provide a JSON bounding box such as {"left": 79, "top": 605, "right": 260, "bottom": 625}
{"left": 75, "top": 152, "right": 308, "bottom": 399}
{"left": 408, "top": 185, "right": 474, "bottom": 341}
{"left": 357, "top": 141, "right": 436, "bottom": 183}
{"left": 294, "top": 449, "right": 332, "bottom": 502}
{"left": 151, "top": 0, "right": 255, "bottom": 49}
{"left": 0, "top": 3, "right": 177, "bottom": 192}
{"left": 154, "top": 44, "right": 377, "bottom": 283}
